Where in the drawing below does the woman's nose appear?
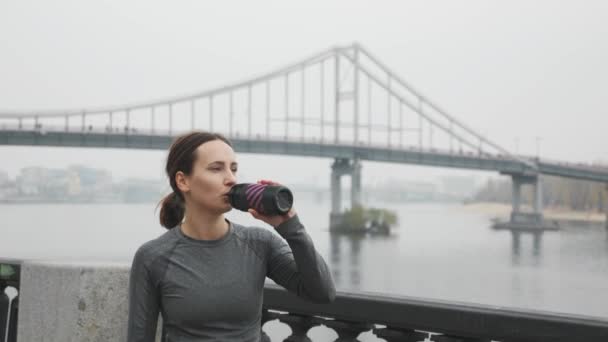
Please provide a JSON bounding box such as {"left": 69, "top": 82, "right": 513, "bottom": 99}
{"left": 225, "top": 171, "right": 237, "bottom": 185}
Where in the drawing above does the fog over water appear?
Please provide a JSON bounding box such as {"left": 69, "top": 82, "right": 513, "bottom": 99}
{"left": 2, "top": 197, "right": 607, "bottom": 319}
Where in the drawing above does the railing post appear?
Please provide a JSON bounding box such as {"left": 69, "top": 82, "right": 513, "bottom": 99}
{"left": 7, "top": 295, "right": 17, "bottom": 342}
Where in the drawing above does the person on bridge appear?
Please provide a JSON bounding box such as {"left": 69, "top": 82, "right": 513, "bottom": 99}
{"left": 127, "top": 130, "right": 335, "bottom": 342}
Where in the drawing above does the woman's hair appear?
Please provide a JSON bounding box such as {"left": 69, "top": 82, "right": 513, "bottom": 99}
{"left": 158, "top": 131, "right": 232, "bottom": 229}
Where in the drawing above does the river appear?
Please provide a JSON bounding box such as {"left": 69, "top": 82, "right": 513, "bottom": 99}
{"left": 1, "top": 196, "right": 607, "bottom": 340}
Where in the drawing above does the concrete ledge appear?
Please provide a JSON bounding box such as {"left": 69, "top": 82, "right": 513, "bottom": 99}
{"left": 17, "top": 260, "right": 161, "bottom": 342}
{"left": 13, "top": 259, "right": 608, "bottom": 341}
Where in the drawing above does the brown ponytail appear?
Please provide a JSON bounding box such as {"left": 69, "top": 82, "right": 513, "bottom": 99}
{"left": 159, "top": 191, "right": 185, "bottom": 229}
{"left": 157, "top": 130, "right": 232, "bottom": 229}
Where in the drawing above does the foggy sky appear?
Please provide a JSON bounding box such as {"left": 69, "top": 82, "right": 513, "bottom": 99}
{"left": 1, "top": 0, "right": 606, "bottom": 186}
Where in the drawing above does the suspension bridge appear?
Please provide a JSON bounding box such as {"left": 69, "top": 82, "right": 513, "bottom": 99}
{"left": 1, "top": 43, "right": 607, "bottom": 229}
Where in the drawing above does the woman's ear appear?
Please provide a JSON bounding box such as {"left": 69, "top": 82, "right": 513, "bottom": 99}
{"left": 175, "top": 171, "right": 190, "bottom": 193}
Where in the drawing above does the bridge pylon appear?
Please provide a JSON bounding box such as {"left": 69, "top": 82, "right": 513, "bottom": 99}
{"left": 494, "top": 173, "right": 558, "bottom": 231}
{"left": 329, "top": 157, "right": 362, "bottom": 231}
{"left": 510, "top": 173, "right": 543, "bottom": 224}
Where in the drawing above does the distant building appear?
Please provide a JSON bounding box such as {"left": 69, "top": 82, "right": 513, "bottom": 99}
{"left": 43, "top": 169, "right": 70, "bottom": 198}
{"left": 16, "top": 167, "right": 46, "bottom": 195}
{"left": 68, "top": 165, "right": 113, "bottom": 195}
{"left": 6, "top": 165, "right": 166, "bottom": 203}
{"left": 67, "top": 170, "right": 81, "bottom": 196}
{"left": 0, "top": 170, "right": 18, "bottom": 200}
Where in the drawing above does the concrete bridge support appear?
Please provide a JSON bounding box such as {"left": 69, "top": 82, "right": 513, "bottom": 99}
{"left": 330, "top": 157, "right": 363, "bottom": 230}
{"left": 510, "top": 174, "right": 543, "bottom": 225}
{"left": 350, "top": 159, "right": 362, "bottom": 208}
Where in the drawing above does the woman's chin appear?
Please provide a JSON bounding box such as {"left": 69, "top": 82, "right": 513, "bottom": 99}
{"left": 221, "top": 202, "right": 233, "bottom": 212}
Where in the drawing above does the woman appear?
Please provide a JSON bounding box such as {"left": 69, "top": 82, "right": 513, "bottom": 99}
{"left": 127, "top": 131, "right": 335, "bottom": 342}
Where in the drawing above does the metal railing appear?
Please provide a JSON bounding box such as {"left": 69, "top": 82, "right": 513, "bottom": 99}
{"left": 2, "top": 257, "right": 608, "bottom": 341}
{"left": 262, "top": 284, "right": 608, "bottom": 342}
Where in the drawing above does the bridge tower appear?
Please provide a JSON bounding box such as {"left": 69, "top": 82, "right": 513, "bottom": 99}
{"left": 494, "top": 172, "right": 557, "bottom": 231}
{"left": 328, "top": 45, "right": 364, "bottom": 231}
{"left": 493, "top": 173, "right": 558, "bottom": 232}
{"left": 329, "top": 157, "right": 362, "bottom": 230}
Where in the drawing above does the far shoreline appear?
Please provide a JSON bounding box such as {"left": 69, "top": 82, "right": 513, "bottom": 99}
{"left": 462, "top": 201, "right": 606, "bottom": 224}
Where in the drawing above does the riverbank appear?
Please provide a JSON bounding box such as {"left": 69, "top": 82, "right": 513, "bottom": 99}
{"left": 463, "top": 202, "right": 606, "bottom": 224}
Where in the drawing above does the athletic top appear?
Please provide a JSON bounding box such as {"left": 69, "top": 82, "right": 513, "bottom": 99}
{"left": 127, "top": 214, "right": 335, "bottom": 341}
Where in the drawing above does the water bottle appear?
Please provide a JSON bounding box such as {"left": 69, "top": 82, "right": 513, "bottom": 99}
{"left": 227, "top": 183, "right": 293, "bottom": 216}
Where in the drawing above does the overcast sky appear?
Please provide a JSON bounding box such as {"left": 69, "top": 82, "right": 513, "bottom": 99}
{"left": 0, "top": 0, "right": 606, "bottom": 186}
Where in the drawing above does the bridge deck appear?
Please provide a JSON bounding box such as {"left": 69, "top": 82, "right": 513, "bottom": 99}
{"left": 2, "top": 129, "right": 607, "bottom": 183}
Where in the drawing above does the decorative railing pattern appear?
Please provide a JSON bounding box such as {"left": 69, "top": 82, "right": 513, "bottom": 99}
{"left": 261, "top": 284, "right": 608, "bottom": 342}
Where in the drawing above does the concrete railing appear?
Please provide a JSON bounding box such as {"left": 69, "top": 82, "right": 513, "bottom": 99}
{"left": 2, "top": 258, "right": 608, "bottom": 342}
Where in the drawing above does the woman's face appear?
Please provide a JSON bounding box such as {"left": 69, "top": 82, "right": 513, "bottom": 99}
{"left": 179, "top": 140, "right": 238, "bottom": 214}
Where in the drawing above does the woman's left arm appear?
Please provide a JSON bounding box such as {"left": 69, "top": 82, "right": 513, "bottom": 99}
{"left": 262, "top": 213, "right": 336, "bottom": 303}
{"left": 248, "top": 179, "right": 336, "bottom": 303}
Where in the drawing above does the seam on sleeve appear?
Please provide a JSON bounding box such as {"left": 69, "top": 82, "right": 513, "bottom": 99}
{"left": 158, "top": 238, "right": 181, "bottom": 285}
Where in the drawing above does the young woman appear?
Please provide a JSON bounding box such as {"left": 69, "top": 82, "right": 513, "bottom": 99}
{"left": 127, "top": 131, "right": 335, "bottom": 341}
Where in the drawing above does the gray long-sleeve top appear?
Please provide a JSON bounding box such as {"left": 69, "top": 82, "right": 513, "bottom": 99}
{"left": 127, "top": 214, "right": 335, "bottom": 341}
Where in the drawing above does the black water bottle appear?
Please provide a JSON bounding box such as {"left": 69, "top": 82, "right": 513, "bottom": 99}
{"left": 227, "top": 183, "right": 293, "bottom": 216}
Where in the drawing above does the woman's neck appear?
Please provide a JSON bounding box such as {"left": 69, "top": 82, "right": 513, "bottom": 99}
{"left": 181, "top": 206, "right": 229, "bottom": 241}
